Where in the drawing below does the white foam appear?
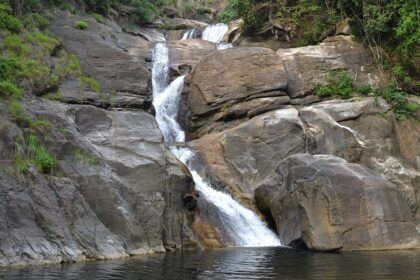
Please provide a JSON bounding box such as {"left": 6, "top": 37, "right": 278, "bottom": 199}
{"left": 151, "top": 42, "right": 281, "bottom": 247}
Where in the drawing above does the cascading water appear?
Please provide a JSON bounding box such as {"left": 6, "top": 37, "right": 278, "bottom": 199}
{"left": 202, "top": 23, "right": 228, "bottom": 43}
{"left": 182, "top": 29, "right": 199, "bottom": 40}
{"left": 152, "top": 42, "right": 281, "bottom": 247}
{"left": 181, "top": 23, "right": 233, "bottom": 49}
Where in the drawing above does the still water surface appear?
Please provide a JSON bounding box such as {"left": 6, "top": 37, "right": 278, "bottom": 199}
{"left": 1, "top": 247, "right": 420, "bottom": 280}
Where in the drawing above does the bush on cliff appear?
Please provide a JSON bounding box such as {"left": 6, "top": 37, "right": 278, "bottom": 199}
{"left": 74, "top": 20, "right": 88, "bottom": 29}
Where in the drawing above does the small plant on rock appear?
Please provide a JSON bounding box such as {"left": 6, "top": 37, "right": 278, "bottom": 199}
{"left": 315, "top": 70, "right": 354, "bottom": 99}
{"left": 74, "top": 20, "right": 88, "bottom": 30}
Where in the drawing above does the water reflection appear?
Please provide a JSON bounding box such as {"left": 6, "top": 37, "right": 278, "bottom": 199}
{"left": 1, "top": 248, "right": 420, "bottom": 280}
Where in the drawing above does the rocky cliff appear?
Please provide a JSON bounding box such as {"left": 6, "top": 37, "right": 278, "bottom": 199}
{"left": 0, "top": 3, "right": 419, "bottom": 267}
{"left": 0, "top": 11, "right": 200, "bottom": 266}
{"left": 181, "top": 36, "right": 420, "bottom": 251}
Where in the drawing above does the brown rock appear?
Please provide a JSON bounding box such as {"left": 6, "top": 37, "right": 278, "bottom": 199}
{"left": 255, "top": 154, "right": 420, "bottom": 251}
{"left": 169, "top": 39, "right": 216, "bottom": 78}
{"left": 190, "top": 107, "right": 306, "bottom": 199}
{"left": 182, "top": 47, "right": 288, "bottom": 137}
{"left": 277, "top": 36, "right": 384, "bottom": 98}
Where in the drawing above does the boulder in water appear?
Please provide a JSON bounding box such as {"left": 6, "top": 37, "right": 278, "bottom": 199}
{"left": 255, "top": 154, "right": 420, "bottom": 251}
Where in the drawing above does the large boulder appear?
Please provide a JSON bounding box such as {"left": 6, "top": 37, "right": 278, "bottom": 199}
{"left": 190, "top": 97, "right": 420, "bottom": 246}
{"left": 277, "top": 36, "right": 384, "bottom": 98}
{"left": 50, "top": 11, "right": 153, "bottom": 109}
{"left": 181, "top": 36, "right": 383, "bottom": 137}
{"left": 189, "top": 99, "right": 383, "bottom": 200}
{"left": 0, "top": 171, "right": 128, "bottom": 266}
{"left": 182, "top": 47, "right": 288, "bottom": 137}
{"left": 255, "top": 154, "right": 420, "bottom": 251}
{"left": 168, "top": 39, "right": 216, "bottom": 78}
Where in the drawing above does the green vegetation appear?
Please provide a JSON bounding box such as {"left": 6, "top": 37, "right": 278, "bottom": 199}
{"left": 27, "top": 134, "right": 55, "bottom": 173}
{"left": 74, "top": 20, "right": 88, "bottom": 30}
{"left": 0, "top": 80, "right": 22, "bottom": 98}
{"left": 0, "top": 3, "right": 23, "bottom": 33}
{"left": 219, "top": 0, "right": 419, "bottom": 59}
{"left": 0, "top": 1, "right": 102, "bottom": 175}
{"left": 14, "top": 155, "right": 31, "bottom": 175}
{"left": 91, "top": 13, "right": 105, "bottom": 23}
{"left": 52, "top": 49, "right": 101, "bottom": 92}
{"left": 220, "top": 0, "right": 419, "bottom": 119}
{"left": 73, "top": 148, "right": 97, "bottom": 165}
{"left": 315, "top": 70, "right": 419, "bottom": 120}
{"left": 219, "top": 0, "right": 240, "bottom": 23}
{"left": 375, "top": 85, "right": 419, "bottom": 121}
{"left": 80, "top": 76, "right": 101, "bottom": 92}
{"left": 219, "top": 1, "right": 419, "bottom": 85}
{"left": 13, "top": 134, "right": 55, "bottom": 175}
{"left": 315, "top": 71, "right": 357, "bottom": 99}
{"left": 22, "top": 13, "right": 49, "bottom": 31}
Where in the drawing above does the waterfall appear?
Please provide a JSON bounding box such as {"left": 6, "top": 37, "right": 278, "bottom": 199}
{"left": 202, "top": 23, "right": 228, "bottom": 43}
{"left": 152, "top": 42, "right": 281, "bottom": 247}
{"left": 181, "top": 23, "right": 233, "bottom": 49}
{"left": 182, "top": 29, "right": 198, "bottom": 40}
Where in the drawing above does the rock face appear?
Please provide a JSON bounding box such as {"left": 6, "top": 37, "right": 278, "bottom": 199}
{"left": 0, "top": 98, "right": 197, "bottom": 266}
{"left": 0, "top": 170, "right": 128, "bottom": 266}
{"left": 277, "top": 36, "right": 383, "bottom": 98}
{"left": 182, "top": 47, "right": 288, "bottom": 137}
{"left": 190, "top": 98, "right": 384, "bottom": 198}
{"left": 169, "top": 39, "right": 216, "bottom": 78}
{"left": 50, "top": 11, "right": 153, "bottom": 109}
{"left": 190, "top": 97, "right": 420, "bottom": 250}
{"left": 255, "top": 154, "right": 420, "bottom": 251}
{"left": 189, "top": 107, "right": 305, "bottom": 202}
{"left": 181, "top": 36, "right": 383, "bottom": 137}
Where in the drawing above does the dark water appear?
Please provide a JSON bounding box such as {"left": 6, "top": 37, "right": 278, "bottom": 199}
{"left": 1, "top": 247, "right": 420, "bottom": 280}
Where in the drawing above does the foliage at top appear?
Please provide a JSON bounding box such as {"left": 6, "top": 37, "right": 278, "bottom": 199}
{"left": 219, "top": 1, "right": 419, "bottom": 93}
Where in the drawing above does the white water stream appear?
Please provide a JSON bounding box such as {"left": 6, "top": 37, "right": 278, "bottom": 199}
{"left": 182, "top": 23, "right": 233, "bottom": 49}
{"left": 152, "top": 40, "right": 281, "bottom": 247}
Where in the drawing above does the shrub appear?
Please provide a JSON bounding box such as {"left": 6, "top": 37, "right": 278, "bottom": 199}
{"left": 14, "top": 156, "right": 31, "bottom": 174}
{"left": 9, "top": 99, "right": 32, "bottom": 125}
{"left": 74, "top": 20, "right": 88, "bottom": 30}
{"left": 128, "top": 0, "right": 159, "bottom": 23}
{"left": 34, "top": 32, "right": 60, "bottom": 53}
{"left": 27, "top": 134, "right": 55, "bottom": 173}
{"left": 315, "top": 70, "right": 354, "bottom": 99}
{"left": 0, "top": 81, "right": 22, "bottom": 98}
{"left": 3, "top": 35, "right": 31, "bottom": 57}
{"left": 219, "top": 0, "right": 239, "bottom": 23}
{"left": 0, "top": 57, "right": 19, "bottom": 81}
{"left": 91, "top": 13, "right": 105, "bottom": 23}
{"left": 22, "top": 13, "right": 49, "bottom": 31}
{"left": 374, "top": 84, "right": 419, "bottom": 120}
{"left": 0, "top": 3, "right": 23, "bottom": 33}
